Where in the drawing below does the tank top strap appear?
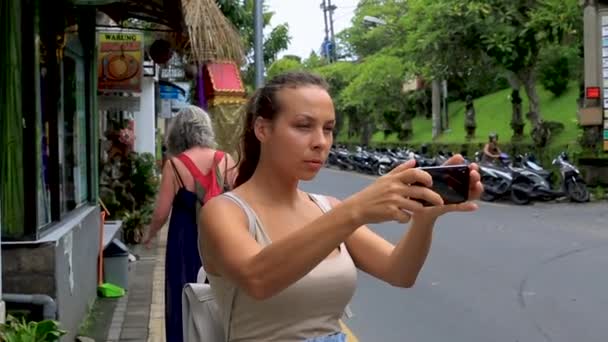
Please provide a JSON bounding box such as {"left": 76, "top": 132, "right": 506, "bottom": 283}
{"left": 213, "top": 150, "right": 225, "bottom": 165}
{"left": 212, "top": 151, "right": 227, "bottom": 190}
{"left": 308, "top": 193, "right": 332, "bottom": 213}
{"left": 168, "top": 158, "right": 185, "bottom": 189}
{"left": 221, "top": 192, "right": 258, "bottom": 237}
{"left": 176, "top": 153, "right": 209, "bottom": 187}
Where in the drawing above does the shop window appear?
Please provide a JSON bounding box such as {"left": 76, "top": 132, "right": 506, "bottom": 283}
{"left": 37, "top": 28, "right": 90, "bottom": 230}
{"left": 39, "top": 65, "right": 52, "bottom": 227}
{"left": 59, "top": 53, "right": 88, "bottom": 214}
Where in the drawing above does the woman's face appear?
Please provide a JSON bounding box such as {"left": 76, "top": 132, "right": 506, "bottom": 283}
{"left": 256, "top": 85, "right": 335, "bottom": 181}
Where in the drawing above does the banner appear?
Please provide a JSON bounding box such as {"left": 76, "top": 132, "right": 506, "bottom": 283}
{"left": 98, "top": 31, "right": 143, "bottom": 92}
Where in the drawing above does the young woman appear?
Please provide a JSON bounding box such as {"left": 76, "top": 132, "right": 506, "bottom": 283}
{"left": 199, "top": 72, "right": 483, "bottom": 342}
{"left": 143, "top": 105, "right": 237, "bottom": 342}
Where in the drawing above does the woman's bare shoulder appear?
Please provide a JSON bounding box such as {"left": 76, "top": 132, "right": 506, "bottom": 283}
{"left": 200, "top": 192, "right": 250, "bottom": 229}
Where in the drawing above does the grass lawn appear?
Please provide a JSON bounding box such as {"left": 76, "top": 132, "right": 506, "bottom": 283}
{"left": 338, "top": 83, "right": 581, "bottom": 148}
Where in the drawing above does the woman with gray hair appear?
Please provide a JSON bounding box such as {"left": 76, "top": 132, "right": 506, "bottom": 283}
{"left": 143, "top": 105, "right": 237, "bottom": 342}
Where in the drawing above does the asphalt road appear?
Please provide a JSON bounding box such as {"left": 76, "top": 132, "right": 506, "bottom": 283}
{"left": 300, "top": 168, "right": 608, "bottom": 342}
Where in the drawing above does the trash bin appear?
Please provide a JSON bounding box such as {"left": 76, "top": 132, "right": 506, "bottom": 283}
{"left": 103, "top": 239, "right": 130, "bottom": 290}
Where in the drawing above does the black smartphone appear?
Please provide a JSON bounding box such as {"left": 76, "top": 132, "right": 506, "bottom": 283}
{"left": 415, "top": 164, "right": 470, "bottom": 206}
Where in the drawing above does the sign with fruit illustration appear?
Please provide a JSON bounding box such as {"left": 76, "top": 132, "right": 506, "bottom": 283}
{"left": 98, "top": 31, "right": 143, "bottom": 92}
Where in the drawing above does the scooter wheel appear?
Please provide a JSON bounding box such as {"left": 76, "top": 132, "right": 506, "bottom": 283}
{"left": 480, "top": 191, "right": 497, "bottom": 202}
{"left": 377, "top": 165, "right": 390, "bottom": 176}
{"left": 510, "top": 188, "right": 530, "bottom": 205}
{"left": 566, "top": 181, "right": 590, "bottom": 203}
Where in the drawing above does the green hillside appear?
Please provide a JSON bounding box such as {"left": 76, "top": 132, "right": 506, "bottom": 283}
{"left": 339, "top": 83, "right": 581, "bottom": 147}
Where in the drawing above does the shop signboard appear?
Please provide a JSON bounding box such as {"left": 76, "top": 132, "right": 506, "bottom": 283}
{"left": 97, "top": 31, "right": 144, "bottom": 93}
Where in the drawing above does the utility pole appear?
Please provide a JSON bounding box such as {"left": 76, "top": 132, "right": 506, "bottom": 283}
{"left": 320, "top": 0, "right": 337, "bottom": 62}
{"left": 254, "top": 0, "right": 264, "bottom": 88}
{"left": 321, "top": 0, "right": 329, "bottom": 43}
{"left": 328, "top": 0, "right": 337, "bottom": 62}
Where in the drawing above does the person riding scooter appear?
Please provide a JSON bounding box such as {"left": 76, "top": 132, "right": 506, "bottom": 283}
{"left": 482, "top": 132, "right": 502, "bottom": 164}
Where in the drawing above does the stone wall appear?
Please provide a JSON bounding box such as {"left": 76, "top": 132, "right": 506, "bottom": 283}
{"left": 1, "top": 206, "right": 100, "bottom": 341}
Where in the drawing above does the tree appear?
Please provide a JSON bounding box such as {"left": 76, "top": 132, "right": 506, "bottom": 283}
{"left": 338, "top": 0, "right": 408, "bottom": 59}
{"left": 303, "top": 50, "right": 326, "bottom": 70}
{"left": 340, "top": 54, "right": 410, "bottom": 145}
{"left": 266, "top": 56, "right": 304, "bottom": 80}
{"left": 312, "top": 61, "right": 358, "bottom": 136}
{"left": 403, "top": 0, "right": 581, "bottom": 146}
{"left": 217, "top": 0, "right": 291, "bottom": 90}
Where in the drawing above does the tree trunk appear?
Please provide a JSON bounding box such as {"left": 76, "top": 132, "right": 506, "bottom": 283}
{"left": 441, "top": 79, "right": 449, "bottom": 131}
{"left": 507, "top": 71, "right": 521, "bottom": 90}
{"left": 508, "top": 73, "right": 525, "bottom": 140}
{"left": 432, "top": 79, "right": 442, "bottom": 139}
{"left": 334, "top": 111, "right": 344, "bottom": 139}
{"left": 347, "top": 116, "right": 354, "bottom": 138}
{"left": 361, "top": 118, "right": 374, "bottom": 147}
{"left": 521, "top": 72, "right": 541, "bottom": 126}
{"left": 519, "top": 69, "right": 549, "bottom": 146}
{"left": 401, "top": 116, "right": 413, "bottom": 140}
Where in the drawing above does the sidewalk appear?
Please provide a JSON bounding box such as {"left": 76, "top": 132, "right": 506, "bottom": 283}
{"left": 79, "top": 227, "right": 167, "bottom": 342}
{"left": 106, "top": 228, "right": 167, "bottom": 342}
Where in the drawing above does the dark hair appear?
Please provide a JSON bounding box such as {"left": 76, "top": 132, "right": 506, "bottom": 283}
{"left": 234, "top": 71, "right": 329, "bottom": 187}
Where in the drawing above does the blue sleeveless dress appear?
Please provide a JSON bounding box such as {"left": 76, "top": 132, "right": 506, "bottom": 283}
{"left": 164, "top": 152, "right": 226, "bottom": 342}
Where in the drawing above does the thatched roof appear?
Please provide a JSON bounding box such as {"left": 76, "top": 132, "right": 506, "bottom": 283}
{"left": 97, "top": 0, "right": 244, "bottom": 64}
{"left": 181, "top": 0, "right": 244, "bottom": 63}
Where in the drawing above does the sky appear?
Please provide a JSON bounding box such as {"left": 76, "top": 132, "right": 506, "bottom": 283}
{"left": 266, "top": 0, "right": 358, "bottom": 59}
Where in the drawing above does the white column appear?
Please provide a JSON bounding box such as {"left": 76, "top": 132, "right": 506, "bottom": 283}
{"left": 584, "top": 0, "right": 599, "bottom": 90}
{"left": 134, "top": 77, "right": 156, "bottom": 155}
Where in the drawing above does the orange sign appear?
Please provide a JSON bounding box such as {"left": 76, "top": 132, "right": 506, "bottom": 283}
{"left": 98, "top": 31, "right": 143, "bottom": 92}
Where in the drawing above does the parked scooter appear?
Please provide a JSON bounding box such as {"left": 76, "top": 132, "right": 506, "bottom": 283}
{"left": 514, "top": 153, "right": 552, "bottom": 183}
{"left": 477, "top": 151, "right": 557, "bottom": 204}
{"left": 476, "top": 151, "right": 515, "bottom": 201}
{"left": 327, "top": 146, "right": 355, "bottom": 171}
{"left": 552, "top": 152, "right": 590, "bottom": 203}
{"left": 509, "top": 167, "right": 560, "bottom": 205}
{"left": 478, "top": 163, "right": 514, "bottom": 201}
{"left": 509, "top": 152, "right": 592, "bottom": 205}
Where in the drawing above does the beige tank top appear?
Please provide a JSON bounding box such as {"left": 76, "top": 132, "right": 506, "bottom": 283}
{"left": 207, "top": 192, "right": 357, "bottom": 342}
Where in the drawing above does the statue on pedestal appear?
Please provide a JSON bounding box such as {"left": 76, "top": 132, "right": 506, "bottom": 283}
{"left": 464, "top": 95, "right": 476, "bottom": 140}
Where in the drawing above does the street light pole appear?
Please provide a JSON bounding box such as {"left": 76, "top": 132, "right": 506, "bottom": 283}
{"left": 254, "top": 0, "right": 265, "bottom": 88}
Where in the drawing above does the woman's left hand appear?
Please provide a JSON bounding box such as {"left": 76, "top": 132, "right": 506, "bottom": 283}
{"left": 142, "top": 228, "right": 156, "bottom": 249}
{"left": 412, "top": 154, "right": 484, "bottom": 221}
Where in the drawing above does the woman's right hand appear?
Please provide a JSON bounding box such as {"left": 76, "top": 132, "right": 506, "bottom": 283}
{"left": 342, "top": 159, "right": 444, "bottom": 225}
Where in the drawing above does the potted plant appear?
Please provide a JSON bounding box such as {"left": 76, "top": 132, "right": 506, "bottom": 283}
{"left": 0, "top": 315, "right": 66, "bottom": 342}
